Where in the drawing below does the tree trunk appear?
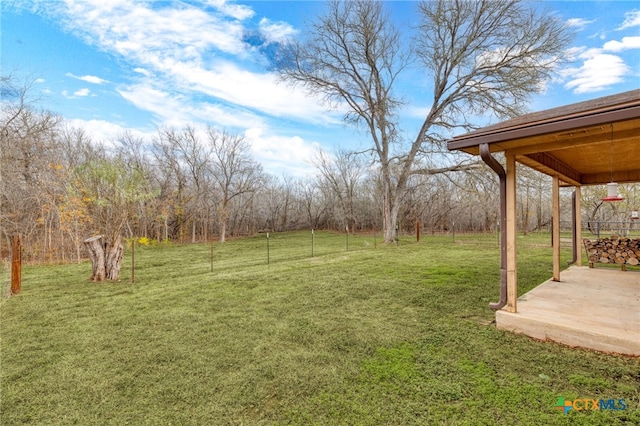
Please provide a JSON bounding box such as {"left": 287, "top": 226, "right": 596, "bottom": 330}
{"left": 84, "top": 235, "right": 123, "bottom": 281}
{"left": 105, "top": 235, "right": 123, "bottom": 281}
{"left": 218, "top": 204, "right": 229, "bottom": 243}
{"left": 84, "top": 235, "right": 106, "bottom": 281}
{"left": 220, "top": 221, "right": 227, "bottom": 243}
{"left": 164, "top": 216, "right": 168, "bottom": 241}
{"left": 382, "top": 195, "right": 400, "bottom": 243}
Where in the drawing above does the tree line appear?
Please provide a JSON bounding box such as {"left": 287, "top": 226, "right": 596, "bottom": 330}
{"left": 2, "top": 74, "right": 637, "bottom": 266}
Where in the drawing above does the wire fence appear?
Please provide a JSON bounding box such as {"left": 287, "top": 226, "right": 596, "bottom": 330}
{"left": 214, "top": 230, "right": 383, "bottom": 270}
{"left": 5, "top": 226, "right": 638, "bottom": 288}
{"left": 581, "top": 221, "right": 640, "bottom": 238}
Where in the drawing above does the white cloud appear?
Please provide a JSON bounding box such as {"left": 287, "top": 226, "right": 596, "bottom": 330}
{"left": 603, "top": 36, "right": 640, "bottom": 52}
{"left": 402, "top": 105, "right": 431, "bottom": 120}
{"left": 62, "top": 0, "right": 249, "bottom": 58}
{"left": 165, "top": 60, "right": 336, "bottom": 124}
{"left": 561, "top": 18, "right": 639, "bottom": 95}
{"left": 66, "top": 72, "right": 108, "bottom": 84}
{"left": 563, "top": 49, "right": 630, "bottom": 94}
{"left": 245, "top": 127, "right": 320, "bottom": 177}
{"left": 44, "top": 0, "right": 335, "bottom": 126}
{"left": 618, "top": 10, "right": 640, "bottom": 30}
{"left": 116, "top": 84, "right": 195, "bottom": 127}
{"left": 133, "top": 68, "right": 150, "bottom": 77}
{"left": 64, "top": 118, "right": 154, "bottom": 148}
{"left": 587, "top": 31, "right": 607, "bottom": 41}
{"left": 117, "top": 82, "right": 266, "bottom": 129}
{"left": 259, "top": 18, "right": 297, "bottom": 44}
{"left": 35, "top": 78, "right": 46, "bottom": 83}
{"left": 566, "top": 18, "right": 595, "bottom": 30}
{"left": 562, "top": 10, "right": 640, "bottom": 94}
{"left": 62, "top": 88, "right": 92, "bottom": 98}
{"left": 74, "top": 88, "right": 91, "bottom": 97}
{"left": 204, "top": 0, "right": 254, "bottom": 20}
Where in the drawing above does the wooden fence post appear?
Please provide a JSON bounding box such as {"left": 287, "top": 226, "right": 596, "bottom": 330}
{"left": 11, "top": 234, "right": 21, "bottom": 295}
{"left": 210, "top": 239, "right": 214, "bottom": 273}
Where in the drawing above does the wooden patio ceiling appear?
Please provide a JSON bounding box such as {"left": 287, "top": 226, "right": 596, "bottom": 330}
{"left": 448, "top": 89, "right": 640, "bottom": 186}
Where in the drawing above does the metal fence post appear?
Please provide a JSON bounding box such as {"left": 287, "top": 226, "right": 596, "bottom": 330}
{"left": 345, "top": 226, "right": 349, "bottom": 252}
{"left": 11, "top": 234, "right": 21, "bottom": 295}
{"left": 131, "top": 239, "right": 135, "bottom": 284}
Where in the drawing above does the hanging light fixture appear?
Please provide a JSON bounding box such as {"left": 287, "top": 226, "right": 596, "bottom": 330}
{"left": 602, "top": 123, "right": 624, "bottom": 202}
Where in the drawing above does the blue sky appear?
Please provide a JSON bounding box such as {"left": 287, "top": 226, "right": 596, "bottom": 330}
{"left": 2, "top": 1, "right": 639, "bottom": 176}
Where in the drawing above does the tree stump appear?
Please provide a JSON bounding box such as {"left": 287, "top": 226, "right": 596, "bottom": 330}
{"left": 84, "top": 235, "right": 124, "bottom": 281}
{"left": 84, "top": 235, "right": 125, "bottom": 281}
{"left": 84, "top": 235, "right": 106, "bottom": 281}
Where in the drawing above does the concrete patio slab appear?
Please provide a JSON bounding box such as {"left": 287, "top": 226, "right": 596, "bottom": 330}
{"left": 496, "top": 266, "right": 640, "bottom": 356}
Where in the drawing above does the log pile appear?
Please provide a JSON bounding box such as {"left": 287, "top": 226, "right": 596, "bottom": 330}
{"left": 583, "top": 237, "right": 640, "bottom": 270}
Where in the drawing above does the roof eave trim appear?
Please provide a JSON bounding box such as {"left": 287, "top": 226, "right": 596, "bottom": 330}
{"left": 447, "top": 104, "right": 640, "bottom": 152}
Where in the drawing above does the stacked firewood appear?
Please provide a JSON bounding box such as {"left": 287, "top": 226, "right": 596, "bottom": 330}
{"left": 583, "top": 237, "right": 640, "bottom": 269}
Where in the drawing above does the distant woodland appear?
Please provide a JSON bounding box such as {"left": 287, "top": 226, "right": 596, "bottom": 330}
{"left": 2, "top": 75, "right": 637, "bottom": 263}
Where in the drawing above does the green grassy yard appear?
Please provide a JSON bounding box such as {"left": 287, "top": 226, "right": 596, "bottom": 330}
{"left": 1, "top": 231, "right": 638, "bottom": 425}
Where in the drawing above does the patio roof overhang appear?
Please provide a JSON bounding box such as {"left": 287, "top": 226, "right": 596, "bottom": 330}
{"left": 447, "top": 89, "right": 640, "bottom": 186}
{"left": 446, "top": 89, "right": 640, "bottom": 325}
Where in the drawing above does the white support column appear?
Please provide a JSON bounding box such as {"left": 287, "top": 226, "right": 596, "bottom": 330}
{"left": 552, "top": 175, "right": 561, "bottom": 281}
{"left": 506, "top": 154, "right": 517, "bottom": 313}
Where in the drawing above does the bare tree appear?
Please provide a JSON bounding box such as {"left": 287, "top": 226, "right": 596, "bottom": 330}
{"left": 312, "top": 148, "right": 365, "bottom": 233}
{"left": 0, "top": 73, "right": 42, "bottom": 137}
{"left": 206, "top": 128, "right": 262, "bottom": 243}
{"left": 1, "top": 75, "right": 62, "bottom": 258}
{"left": 152, "top": 127, "right": 202, "bottom": 241}
{"left": 160, "top": 126, "right": 213, "bottom": 242}
{"left": 276, "top": 0, "right": 572, "bottom": 242}
{"left": 58, "top": 127, "right": 105, "bottom": 262}
{"left": 114, "top": 131, "right": 162, "bottom": 240}
{"left": 60, "top": 126, "right": 103, "bottom": 170}
{"left": 515, "top": 165, "right": 551, "bottom": 234}
{"left": 297, "top": 178, "right": 327, "bottom": 229}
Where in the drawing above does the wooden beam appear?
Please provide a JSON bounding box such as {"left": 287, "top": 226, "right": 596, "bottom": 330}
{"left": 581, "top": 169, "right": 640, "bottom": 185}
{"left": 520, "top": 153, "right": 582, "bottom": 186}
{"left": 506, "top": 154, "right": 517, "bottom": 313}
{"left": 552, "top": 176, "right": 561, "bottom": 281}
{"left": 575, "top": 186, "right": 582, "bottom": 267}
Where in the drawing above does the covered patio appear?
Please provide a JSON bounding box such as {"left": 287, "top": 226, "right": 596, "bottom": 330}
{"left": 448, "top": 89, "right": 640, "bottom": 355}
{"left": 496, "top": 266, "right": 639, "bottom": 355}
